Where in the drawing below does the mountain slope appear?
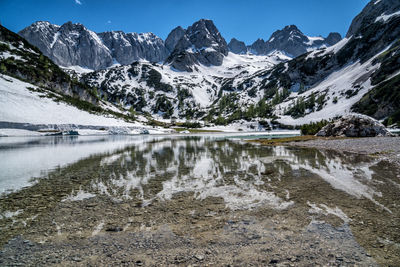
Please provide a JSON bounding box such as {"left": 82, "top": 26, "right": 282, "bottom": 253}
{"left": 12, "top": 0, "right": 400, "bottom": 128}
{"left": 0, "top": 75, "right": 136, "bottom": 127}
{"left": 0, "top": 24, "right": 98, "bottom": 104}
{"left": 0, "top": 24, "right": 138, "bottom": 126}
{"left": 65, "top": 0, "right": 400, "bottom": 126}
{"left": 229, "top": 0, "right": 400, "bottom": 125}
{"left": 80, "top": 52, "right": 290, "bottom": 119}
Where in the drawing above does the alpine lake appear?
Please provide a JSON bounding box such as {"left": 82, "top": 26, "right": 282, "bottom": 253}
{"left": 0, "top": 134, "right": 399, "bottom": 266}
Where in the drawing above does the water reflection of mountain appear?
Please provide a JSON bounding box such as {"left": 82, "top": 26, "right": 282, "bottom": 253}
{"left": 92, "top": 138, "right": 384, "bottom": 211}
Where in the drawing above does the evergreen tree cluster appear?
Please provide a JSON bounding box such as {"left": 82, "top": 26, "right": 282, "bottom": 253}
{"left": 300, "top": 120, "right": 329, "bottom": 135}
{"left": 208, "top": 95, "right": 273, "bottom": 125}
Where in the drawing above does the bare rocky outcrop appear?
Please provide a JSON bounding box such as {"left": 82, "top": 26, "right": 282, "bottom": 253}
{"left": 98, "top": 31, "right": 168, "bottom": 65}
{"left": 228, "top": 38, "right": 247, "bottom": 54}
{"left": 19, "top": 21, "right": 113, "bottom": 70}
{"left": 19, "top": 21, "right": 168, "bottom": 70}
{"left": 316, "top": 114, "right": 394, "bottom": 137}
{"left": 165, "top": 26, "right": 186, "bottom": 53}
{"left": 166, "top": 19, "right": 229, "bottom": 72}
{"left": 246, "top": 25, "right": 341, "bottom": 57}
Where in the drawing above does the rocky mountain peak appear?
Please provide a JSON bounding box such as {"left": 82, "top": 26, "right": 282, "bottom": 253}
{"left": 185, "top": 19, "right": 228, "bottom": 53}
{"left": 268, "top": 25, "right": 309, "bottom": 46}
{"left": 280, "top": 25, "right": 303, "bottom": 35}
{"left": 19, "top": 21, "right": 169, "bottom": 70}
{"left": 166, "top": 19, "right": 229, "bottom": 72}
{"left": 346, "top": 0, "right": 400, "bottom": 38}
{"left": 249, "top": 38, "right": 267, "bottom": 55}
{"left": 228, "top": 38, "right": 247, "bottom": 54}
{"left": 245, "top": 25, "right": 342, "bottom": 57}
{"left": 325, "top": 32, "right": 342, "bottom": 46}
{"left": 165, "top": 26, "right": 186, "bottom": 52}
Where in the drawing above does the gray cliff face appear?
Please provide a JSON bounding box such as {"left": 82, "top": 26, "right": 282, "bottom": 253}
{"left": 165, "top": 26, "right": 186, "bottom": 52}
{"left": 228, "top": 38, "right": 247, "bottom": 54}
{"left": 20, "top": 21, "right": 113, "bottom": 70}
{"left": 98, "top": 31, "right": 168, "bottom": 65}
{"left": 346, "top": 0, "right": 400, "bottom": 38}
{"left": 166, "top": 19, "right": 229, "bottom": 72}
{"left": 19, "top": 20, "right": 343, "bottom": 72}
{"left": 17, "top": 21, "right": 59, "bottom": 59}
{"left": 325, "top": 32, "right": 342, "bottom": 46}
{"left": 265, "top": 25, "right": 310, "bottom": 57}
{"left": 246, "top": 25, "right": 342, "bottom": 57}
{"left": 19, "top": 21, "right": 168, "bottom": 70}
{"left": 0, "top": 24, "right": 99, "bottom": 105}
{"left": 249, "top": 38, "right": 267, "bottom": 55}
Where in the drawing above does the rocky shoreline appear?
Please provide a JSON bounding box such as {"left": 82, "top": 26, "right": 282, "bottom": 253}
{"left": 287, "top": 136, "right": 400, "bottom": 168}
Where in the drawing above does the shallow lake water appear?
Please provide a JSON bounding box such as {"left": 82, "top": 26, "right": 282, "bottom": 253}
{"left": 0, "top": 135, "right": 399, "bottom": 266}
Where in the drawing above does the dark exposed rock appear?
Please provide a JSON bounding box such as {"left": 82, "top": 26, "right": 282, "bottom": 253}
{"left": 249, "top": 38, "right": 267, "bottom": 55}
{"left": 228, "top": 38, "right": 247, "bottom": 54}
{"left": 98, "top": 31, "right": 168, "bottom": 65}
{"left": 166, "top": 19, "right": 229, "bottom": 71}
{"left": 325, "top": 32, "right": 342, "bottom": 46}
{"left": 316, "top": 114, "right": 394, "bottom": 137}
{"left": 165, "top": 26, "right": 186, "bottom": 52}
{"left": 247, "top": 25, "right": 342, "bottom": 57}
{"left": 106, "top": 226, "right": 123, "bottom": 232}
{"left": 346, "top": 0, "right": 400, "bottom": 38}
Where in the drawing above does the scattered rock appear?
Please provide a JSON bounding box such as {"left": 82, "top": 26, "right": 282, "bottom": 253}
{"left": 194, "top": 254, "right": 204, "bottom": 261}
{"left": 105, "top": 226, "right": 123, "bottom": 232}
{"left": 269, "top": 258, "right": 279, "bottom": 264}
{"left": 72, "top": 256, "right": 82, "bottom": 262}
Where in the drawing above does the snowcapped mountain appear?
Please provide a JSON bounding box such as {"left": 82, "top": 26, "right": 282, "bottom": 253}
{"left": 227, "top": 0, "right": 400, "bottom": 126}
{"left": 0, "top": 24, "right": 98, "bottom": 104}
{"left": 19, "top": 21, "right": 113, "bottom": 70}
{"left": 6, "top": 0, "right": 400, "bottom": 129}
{"left": 80, "top": 52, "right": 290, "bottom": 119}
{"left": 19, "top": 21, "right": 168, "bottom": 70}
{"left": 0, "top": 24, "right": 139, "bottom": 128}
{"left": 228, "top": 25, "right": 342, "bottom": 57}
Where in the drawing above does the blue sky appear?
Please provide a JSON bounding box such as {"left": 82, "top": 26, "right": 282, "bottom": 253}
{"left": 0, "top": 0, "right": 369, "bottom": 44}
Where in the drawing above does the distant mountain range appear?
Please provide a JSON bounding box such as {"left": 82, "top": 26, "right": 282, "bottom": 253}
{"left": 0, "top": 0, "right": 399, "bottom": 129}
{"left": 19, "top": 19, "right": 340, "bottom": 71}
{"left": 229, "top": 25, "right": 341, "bottom": 57}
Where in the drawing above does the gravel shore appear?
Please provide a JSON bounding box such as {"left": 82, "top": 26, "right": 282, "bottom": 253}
{"left": 288, "top": 136, "right": 400, "bottom": 167}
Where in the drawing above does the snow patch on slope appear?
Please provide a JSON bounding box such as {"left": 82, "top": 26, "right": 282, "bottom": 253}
{"left": 0, "top": 75, "right": 137, "bottom": 126}
{"left": 276, "top": 56, "right": 378, "bottom": 125}
{"left": 375, "top": 10, "right": 400, "bottom": 23}
{"left": 307, "top": 37, "right": 350, "bottom": 59}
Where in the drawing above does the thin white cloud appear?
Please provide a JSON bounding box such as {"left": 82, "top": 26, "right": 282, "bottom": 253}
{"left": 74, "top": 0, "right": 82, "bottom": 5}
{"left": 107, "top": 20, "right": 112, "bottom": 24}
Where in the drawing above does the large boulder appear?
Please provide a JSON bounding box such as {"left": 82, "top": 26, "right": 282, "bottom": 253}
{"left": 316, "top": 114, "right": 393, "bottom": 137}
